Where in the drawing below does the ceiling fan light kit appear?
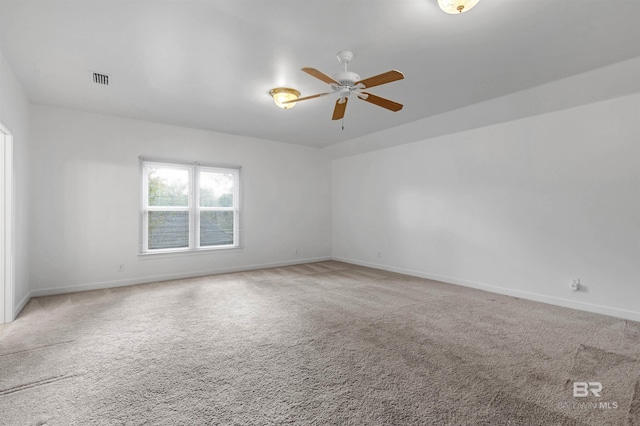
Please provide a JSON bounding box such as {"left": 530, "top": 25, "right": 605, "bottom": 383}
{"left": 270, "top": 87, "right": 301, "bottom": 109}
{"left": 279, "top": 50, "right": 404, "bottom": 122}
{"left": 438, "top": 0, "right": 480, "bottom": 14}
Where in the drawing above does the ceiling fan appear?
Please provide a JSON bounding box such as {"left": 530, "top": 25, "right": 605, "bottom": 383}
{"left": 285, "top": 51, "right": 405, "bottom": 121}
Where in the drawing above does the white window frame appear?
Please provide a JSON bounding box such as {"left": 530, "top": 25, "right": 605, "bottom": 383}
{"left": 141, "top": 160, "right": 240, "bottom": 254}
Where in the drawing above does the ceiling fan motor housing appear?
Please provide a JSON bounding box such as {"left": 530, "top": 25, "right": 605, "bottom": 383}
{"left": 332, "top": 71, "right": 361, "bottom": 89}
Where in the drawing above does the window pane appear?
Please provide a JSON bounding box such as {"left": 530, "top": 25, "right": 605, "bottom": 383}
{"left": 200, "top": 171, "right": 234, "bottom": 207}
{"left": 147, "top": 166, "right": 189, "bottom": 207}
{"left": 148, "top": 211, "right": 189, "bottom": 249}
{"left": 200, "top": 211, "right": 234, "bottom": 246}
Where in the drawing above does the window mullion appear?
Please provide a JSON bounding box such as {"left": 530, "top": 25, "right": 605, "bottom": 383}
{"left": 146, "top": 206, "right": 190, "bottom": 212}
{"left": 198, "top": 207, "right": 234, "bottom": 211}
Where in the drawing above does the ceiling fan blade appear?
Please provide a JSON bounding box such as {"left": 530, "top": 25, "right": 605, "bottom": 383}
{"left": 332, "top": 98, "right": 348, "bottom": 120}
{"left": 282, "top": 92, "right": 333, "bottom": 104}
{"left": 358, "top": 92, "right": 403, "bottom": 112}
{"left": 302, "top": 67, "right": 339, "bottom": 85}
{"left": 355, "top": 70, "right": 404, "bottom": 89}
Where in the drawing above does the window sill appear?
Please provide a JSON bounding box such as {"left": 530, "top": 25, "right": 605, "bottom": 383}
{"left": 138, "top": 246, "right": 243, "bottom": 260}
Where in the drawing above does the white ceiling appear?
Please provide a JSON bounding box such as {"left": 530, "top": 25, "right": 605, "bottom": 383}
{"left": 1, "top": 0, "right": 639, "bottom": 148}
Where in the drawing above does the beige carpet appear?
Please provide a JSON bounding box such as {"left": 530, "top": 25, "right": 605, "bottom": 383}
{"left": 1, "top": 261, "right": 638, "bottom": 425}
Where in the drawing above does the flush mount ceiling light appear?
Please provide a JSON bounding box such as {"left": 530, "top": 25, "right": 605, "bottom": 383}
{"left": 270, "top": 87, "right": 301, "bottom": 109}
{"left": 438, "top": 0, "right": 480, "bottom": 14}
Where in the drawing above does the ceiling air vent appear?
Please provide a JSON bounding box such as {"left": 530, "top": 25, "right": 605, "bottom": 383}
{"left": 91, "top": 72, "right": 110, "bottom": 85}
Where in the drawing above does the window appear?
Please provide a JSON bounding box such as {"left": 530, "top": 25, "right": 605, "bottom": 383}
{"left": 141, "top": 160, "right": 240, "bottom": 253}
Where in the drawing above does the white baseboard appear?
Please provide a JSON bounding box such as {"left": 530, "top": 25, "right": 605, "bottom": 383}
{"left": 28, "top": 256, "right": 332, "bottom": 298}
{"left": 333, "top": 256, "right": 640, "bottom": 323}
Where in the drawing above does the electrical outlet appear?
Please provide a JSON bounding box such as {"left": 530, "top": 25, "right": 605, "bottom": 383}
{"left": 118, "top": 264, "right": 125, "bottom": 273}
{"left": 294, "top": 248, "right": 299, "bottom": 255}
{"left": 570, "top": 278, "right": 580, "bottom": 291}
{"left": 377, "top": 251, "right": 382, "bottom": 258}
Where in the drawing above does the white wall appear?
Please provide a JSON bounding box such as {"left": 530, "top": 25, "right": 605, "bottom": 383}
{"left": 332, "top": 93, "right": 640, "bottom": 321}
{"left": 29, "top": 105, "right": 331, "bottom": 295}
{"left": 0, "top": 51, "right": 31, "bottom": 318}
